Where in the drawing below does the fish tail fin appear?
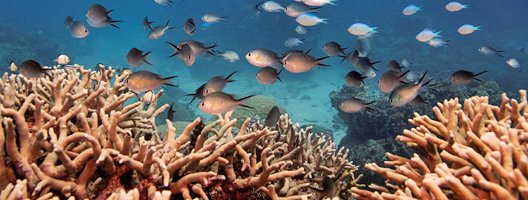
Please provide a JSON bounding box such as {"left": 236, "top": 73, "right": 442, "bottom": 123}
{"left": 418, "top": 71, "right": 429, "bottom": 85}
{"left": 365, "top": 106, "right": 376, "bottom": 113}
{"left": 474, "top": 25, "right": 481, "bottom": 30}
{"left": 474, "top": 71, "right": 487, "bottom": 77}
{"left": 370, "top": 27, "right": 379, "bottom": 33}
{"left": 316, "top": 56, "right": 330, "bottom": 66}
{"left": 206, "top": 43, "right": 218, "bottom": 49}
{"left": 497, "top": 52, "right": 504, "bottom": 57}
{"left": 163, "top": 75, "right": 178, "bottom": 81}
{"left": 338, "top": 55, "right": 346, "bottom": 63}
{"left": 399, "top": 70, "right": 411, "bottom": 78}
{"left": 435, "top": 31, "right": 442, "bottom": 37}
{"left": 321, "top": 18, "right": 328, "bottom": 24}
{"left": 165, "top": 20, "right": 171, "bottom": 27}
{"left": 144, "top": 59, "right": 153, "bottom": 66}
{"left": 225, "top": 71, "right": 237, "bottom": 82}
{"left": 277, "top": 69, "right": 283, "bottom": 82}
{"left": 111, "top": 24, "right": 121, "bottom": 29}
{"left": 463, "top": 5, "right": 469, "bottom": 8}
{"left": 474, "top": 78, "right": 483, "bottom": 82}
{"left": 237, "top": 95, "right": 255, "bottom": 108}
{"left": 44, "top": 69, "right": 54, "bottom": 79}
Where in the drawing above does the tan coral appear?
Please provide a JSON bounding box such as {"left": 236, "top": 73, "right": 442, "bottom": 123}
{"left": 0, "top": 66, "right": 362, "bottom": 200}
{"left": 352, "top": 90, "right": 528, "bottom": 200}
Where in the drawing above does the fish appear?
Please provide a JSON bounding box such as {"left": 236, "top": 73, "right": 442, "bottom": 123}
{"left": 126, "top": 48, "right": 152, "bottom": 67}
{"left": 282, "top": 52, "right": 328, "bottom": 73}
{"left": 427, "top": 38, "right": 450, "bottom": 47}
{"left": 124, "top": 70, "right": 177, "bottom": 92}
{"left": 323, "top": 42, "right": 347, "bottom": 56}
{"left": 338, "top": 50, "right": 360, "bottom": 67}
{"left": 65, "top": 16, "right": 73, "bottom": 28}
{"left": 416, "top": 29, "right": 441, "bottom": 42}
{"left": 262, "top": 1, "right": 284, "bottom": 12}
{"left": 405, "top": 70, "right": 417, "bottom": 82}
{"left": 177, "top": 40, "right": 217, "bottom": 57}
{"left": 198, "top": 92, "right": 254, "bottom": 114}
{"left": 64, "top": 64, "right": 83, "bottom": 70}
{"left": 168, "top": 43, "right": 195, "bottom": 66}
{"left": 355, "top": 39, "right": 371, "bottom": 57}
{"left": 141, "top": 90, "right": 156, "bottom": 104}
{"left": 458, "top": 24, "right": 480, "bottom": 35}
{"left": 378, "top": 70, "right": 410, "bottom": 93}
{"left": 85, "top": 4, "right": 111, "bottom": 24}
{"left": 362, "top": 68, "right": 377, "bottom": 79}
{"left": 323, "top": 129, "right": 333, "bottom": 138}
{"left": 246, "top": 48, "right": 282, "bottom": 69}
{"left": 450, "top": 70, "right": 487, "bottom": 86}
{"left": 284, "top": 2, "right": 320, "bottom": 17}
{"left": 402, "top": 5, "right": 422, "bottom": 16}
{"left": 154, "top": 0, "right": 174, "bottom": 8}
{"left": 355, "top": 57, "right": 380, "bottom": 73}
{"left": 348, "top": 23, "right": 378, "bottom": 36}
{"left": 302, "top": 0, "right": 337, "bottom": 6}
{"left": 507, "top": 58, "right": 522, "bottom": 71}
{"left": 117, "top": 68, "right": 132, "bottom": 76}
{"left": 256, "top": 67, "right": 283, "bottom": 85}
{"left": 70, "top": 21, "right": 89, "bottom": 38}
{"left": 183, "top": 18, "right": 195, "bottom": 35}
{"left": 479, "top": 46, "right": 504, "bottom": 57}
{"left": 357, "top": 31, "right": 378, "bottom": 40}
{"left": 216, "top": 50, "right": 240, "bottom": 62}
{"left": 264, "top": 106, "right": 281, "bottom": 127}
{"left": 186, "top": 84, "right": 206, "bottom": 104}
{"left": 409, "top": 95, "right": 427, "bottom": 106}
{"left": 339, "top": 97, "right": 375, "bottom": 113}
{"left": 446, "top": 2, "right": 468, "bottom": 12}
{"left": 296, "top": 13, "right": 327, "bottom": 26}
{"left": 86, "top": 18, "right": 122, "bottom": 29}
{"left": 282, "top": 49, "right": 309, "bottom": 58}
{"left": 344, "top": 71, "right": 366, "bottom": 87}
{"left": 387, "top": 60, "right": 404, "bottom": 73}
{"left": 8, "top": 61, "right": 17, "bottom": 72}
{"left": 284, "top": 38, "right": 305, "bottom": 48}
{"left": 201, "top": 13, "right": 227, "bottom": 23}
{"left": 19, "top": 60, "right": 53, "bottom": 78}
{"left": 149, "top": 20, "right": 174, "bottom": 40}
{"left": 402, "top": 59, "right": 412, "bottom": 68}
{"left": 54, "top": 55, "right": 70, "bottom": 65}
{"left": 203, "top": 71, "right": 237, "bottom": 96}
{"left": 167, "top": 103, "right": 175, "bottom": 122}
{"left": 143, "top": 16, "right": 154, "bottom": 30}
{"left": 255, "top": 2, "right": 263, "bottom": 16}
{"left": 389, "top": 71, "right": 430, "bottom": 107}
{"left": 295, "top": 25, "right": 310, "bottom": 35}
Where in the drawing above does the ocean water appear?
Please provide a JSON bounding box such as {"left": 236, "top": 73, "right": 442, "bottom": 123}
{"left": 1, "top": 0, "right": 527, "bottom": 146}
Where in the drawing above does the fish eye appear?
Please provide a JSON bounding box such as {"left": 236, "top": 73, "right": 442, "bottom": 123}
{"left": 201, "top": 102, "right": 205, "bottom": 106}
{"left": 248, "top": 53, "right": 251, "bottom": 57}
{"left": 389, "top": 99, "right": 393, "bottom": 102}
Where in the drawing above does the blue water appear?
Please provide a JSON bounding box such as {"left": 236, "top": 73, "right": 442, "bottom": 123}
{"left": 1, "top": 0, "right": 527, "bottom": 118}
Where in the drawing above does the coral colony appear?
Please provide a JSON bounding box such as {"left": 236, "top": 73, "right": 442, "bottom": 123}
{"left": 0, "top": 67, "right": 361, "bottom": 199}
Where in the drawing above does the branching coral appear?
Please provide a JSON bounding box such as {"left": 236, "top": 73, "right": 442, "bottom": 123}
{"left": 0, "top": 66, "right": 362, "bottom": 200}
{"left": 351, "top": 90, "right": 528, "bottom": 200}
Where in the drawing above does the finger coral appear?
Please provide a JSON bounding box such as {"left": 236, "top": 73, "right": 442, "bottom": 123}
{"left": 0, "top": 66, "right": 362, "bottom": 200}
{"left": 352, "top": 90, "right": 528, "bottom": 200}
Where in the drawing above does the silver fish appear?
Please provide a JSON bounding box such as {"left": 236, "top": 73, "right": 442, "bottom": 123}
{"left": 124, "top": 70, "right": 177, "bottom": 92}
{"left": 143, "top": 16, "right": 154, "bottom": 30}
{"left": 390, "top": 71, "right": 430, "bottom": 107}
{"left": 183, "top": 18, "right": 195, "bottom": 35}
{"left": 86, "top": 4, "right": 111, "bottom": 24}
{"left": 70, "top": 21, "right": 89, "bottom": 38}
{"left": 203, "top": 71, "right": 236, "bottom": 96}
{"left": 264, "top": 106, "right": 281, "bottom": 127}
{"left": 126, "top": 48, "right": 152, "bottom": 67}
{"left": 65, "top": 16, "right": 73, "bottom": 28}
{"left": 246, "top": 48, "right": 282, "bottom": 69}
{"left": 450, "top": 70, "right": 487, "bottom": 86}
{"left": 19, "top": 60, "right": 53, "bottom": 78}
{"left": 339, "top": 97, "right": 375, "bottom": 113}
{"left": 323, "top": 41, "right": 347, "bottom": 56}
{"left": 256, "top": 67, "right": 282, "bottom": 85}
{"left": 479, "top": 46, "right": 504, "bottom": 57}
{"left": 282, "top": 52, "right": 328, "bottom": 73}
{"left": 198, "top": 92, "right": 254, "bottom": 114}
{"left": 149, "top": 20, "right": 174, "bottom": 40}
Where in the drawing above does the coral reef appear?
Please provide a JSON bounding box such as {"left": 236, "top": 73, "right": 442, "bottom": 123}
{"left": 351, "top": 90, "right": 528, "bottom": 199}
{"left": 0, "top": 66, "right": 361, "bottom": 199}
